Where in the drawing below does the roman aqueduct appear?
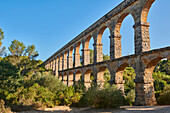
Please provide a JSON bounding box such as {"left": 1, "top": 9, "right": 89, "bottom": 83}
{"left": 43, "top": 0, "right": 170, "bottom": 106}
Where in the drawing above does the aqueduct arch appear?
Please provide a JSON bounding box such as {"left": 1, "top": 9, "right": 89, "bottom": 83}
{"left": 68, "top": 71, "right": 74, "bottom": 86}
{"left": 97, "top": 66, "right": 111, "bottom": 87}
{"left": 83, "top": 36, "right": 94, "bottom": 65}
{"left": 75, "top": 70, "right": 82, "bottom": 83}
{"left": 43, "top": 0, "right": 170, "bottom": 106}
{"left": 84, "top": 69, "right": 93, "bottom": 89}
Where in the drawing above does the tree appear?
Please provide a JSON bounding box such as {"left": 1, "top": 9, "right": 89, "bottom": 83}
{"left": 26, "top": 45, "right": 38, "bottom": 60}
{"left": 8, "top": 39, "right": 39, "bottom": 61}
{"left": 0, "top": 28, "right": 6, "bottom": 56}
{"left": 0, "top": 60, "right": 21, "bottom": 93}
{"left": 7, "top": 39, "right": 39, "bottom": 76}
{"left": 8, "top": 39, "right": 27, "bottom": 57}
{"left": 103, "top": 54, "right": 110, "bottom": 61}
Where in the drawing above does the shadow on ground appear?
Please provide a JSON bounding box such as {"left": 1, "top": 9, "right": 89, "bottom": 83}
{"left": 17, "top": 106, "right": 170, "bottom": 113}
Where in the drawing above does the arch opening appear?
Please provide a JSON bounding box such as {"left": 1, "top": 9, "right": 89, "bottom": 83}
{"left": 147, "top": 0, "right": 170, "bottom": 50}
{"left": 144, "top": 58, "right": 170, "bottom": 105}
{"left": 84, "top": 69, "right": 93, "bottom": 89}
{"left": 97, "top": 27, "right": 111, "bottom": 62}
{"left": 55, "top": 56, "right": 59, "bottom": 76}
{"left": 85, "top": 36, "right": 94, "bottom": 64}
{"left": 68, "top": 46, "right": 74, "bottom": 69}
{"left": 116, "top": 63, "right": 136, "bottom": 105}
{"left": 115, "top": 13, "right": 135, "bottom": 57}
{"left": 97, "top": 66, "right": 111, "bottom": 88}
{"left": 63, "top": 72, "right": 67, "bottom": 85}
{"left": 68, "top": 71, "right": 74, "bottom": 86}
{"left": 75, "top": 70, "right": 82, "bottom": 82}
{"left": 59, "top": 53, "right": 63, "bottom": 71}
{"left": 63, "top": 51, "right": 68, "bottom": 70}
{"left": 74, "top": 41, "right": 82, "bottom": 67}
{"left": 141, "top": 0, "right": 155, "bottom": 23}
{"left": 101, "top": 28, "right": 111, "bottom": 61}
{"left": 59, "top": 73, "right": 62, "bottom": 81}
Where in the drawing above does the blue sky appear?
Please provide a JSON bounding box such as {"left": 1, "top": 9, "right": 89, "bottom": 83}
{"left": 0, "top": 0, "right": 170, "bottom": 61}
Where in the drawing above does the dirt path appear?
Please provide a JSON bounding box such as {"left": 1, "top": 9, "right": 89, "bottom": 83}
{"left": 17, "top": 106, "right": 170, "bottom": 113}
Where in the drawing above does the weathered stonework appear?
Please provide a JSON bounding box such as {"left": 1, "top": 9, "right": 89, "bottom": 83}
{"left": 43, "top": 0, "right": 170, "bottom": 106}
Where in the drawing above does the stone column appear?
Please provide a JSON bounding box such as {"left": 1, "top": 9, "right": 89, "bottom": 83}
{"left": 93, "top": 42, "right": 103, "bottom": 63}
{"left": 96, "top": 71, "right": 105, "bottom": 88}
{"left": 115, "top": 71, "right": 125, "bottom": 93}
{"left": 134, "top": 22, "right": 151, "bottom": 54}
{"left": 75, "top": 72, "right": 81, "bottom": 82}
{"left": 53, "top": 59, "right": 56, "bottom": 72}
{"left": 63, "top": 74, "right": 67, "bottom": 85}
{"left": 110, "top": 34, "right": 122, "bottom": 59}
{"left": 49, "top": 61, "right": 51, "bottom": 69}
{"left": 84, "top": 70, "right": 92, "bottom": 89}
{"left": 73, "top": 44, "right": 81, "bottom": 67}
{"left": 45, "top": 63, "right": 48, "bottom": 69}
{"left": 67, "top": 50, "right": 73, "bottom": 69}
{"left": 55, "top": 57, "right": 59, "bottom": 77}
{"left": 82, "top": 49, "right": 90, "bottom": 65}
{"left": 134, "top": 58, "right": 157, "bottom": 106}
{"left": 59, "top": 55, "right": 63, "bottom": 71}
{"left": 59, "top": 73, "right": 62, "bottom": 81}
{"left": 68, "top": 73, "right": 74, "bottom": 86}
{"left": 63, "top": 53, "right": 67, "bottom": 70}
{"left": 74, "top": 53, "right": 80, "bottom": 67}
{"left": 50, "top": 60, "right": 53, "bottom": 69}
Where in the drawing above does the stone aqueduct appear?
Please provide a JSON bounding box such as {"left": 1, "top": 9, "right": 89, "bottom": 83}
{"left": 43, "top": 0, "right": 170, "bottom": 106}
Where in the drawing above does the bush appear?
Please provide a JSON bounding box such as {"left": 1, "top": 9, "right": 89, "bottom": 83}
{"left": 58, "top": 86, "right": 82, "bottom": 106}
{"left": 80, "top": 85, "right": 126, "bottom": 108}
{"left": 0, "top": 60, "right": 22, "bottom": 92}
{"left": 5, "top": 83, "right": 56, "bottom": 110}
{"left": 125, "top": 89, "right": 135, "bottom": 106}
{"left": 0, "top": 100, "right": 12, "bottom": 113}
{"left": 157, "top": 85, "right": 170, "bottom": 105}
{"left": 24, "top": 72, "right": 66, "bottom": 93}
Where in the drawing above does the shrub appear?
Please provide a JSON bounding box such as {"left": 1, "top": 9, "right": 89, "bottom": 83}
{"left": 81, "top": 85, "right": 126, "bottom": 108}
{"left": 157, "top": 85, "right": 170, "bottom": 105}
{"left": 5, "top": 83, "right": 56, "bottom": 110}
{"left": 24, "top": 72, "right": 66, "bottom": 93}
{"left": 73, "top": 80, "right": 86, "bottom": 94}
{"left": 125, "top": 89, "right": 135, "bottom": 106}
{"left": 0, "top": 60, "right": 22, "bottom": 92}
{"left": 58, "top": 86, "right": 82, "bottom": 106}
{"left": 0, "top": 100, "right": 12, "bottom": 113}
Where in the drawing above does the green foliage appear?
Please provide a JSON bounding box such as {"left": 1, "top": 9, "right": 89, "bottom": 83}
{"left": 80, "top": 85, "right": 126, "bottom": 108}
{"left": 8, "top": 40, "right": 26, "bottom": 57}
{"left": 25, "top": 72, "right": 66, "bottom": 93}
{"left": 154, "top": 59, "right": 170, "bottom": 75}
{"left": 123, "top": 66, "right": 136, "bottom": 94}
{"left": 26, "top": 45, "right": 38, "bottom": 60}
{"left": 58, "top": 86, "right": 82, "bottom": 106}
{"left": 157, "top": 85, "right": 170, "bottom": 105}
{"left": 153, "top": 59, "right": 170, "bottom": 99}
{"left": 0, "top": 28, "right": 6, "bottom": 56}
{"left": 73, "top": 80, "right": 86, "bottom": 94}
{"left": 0, "top": 60, "right": 22, "bottom": 93}
{"left": 125, "top": 89, "right": 135, "bottom": 106}
{"left": 103, "top": 54, "right": 110, "bottom": 61}
{"left": 5, "top": 83, "right": 56, "bottom": 108}
{"left": 104, "top": 68, "right": 111, "bottom": 82}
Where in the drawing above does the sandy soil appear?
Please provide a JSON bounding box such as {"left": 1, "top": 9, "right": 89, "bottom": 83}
{"left": 16, "top": 106, "right": 170, "bottom": 113}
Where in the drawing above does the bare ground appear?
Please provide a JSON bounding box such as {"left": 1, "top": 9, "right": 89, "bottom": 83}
{"left": 16, "top": 106, "right": 170, "bottom": 113}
